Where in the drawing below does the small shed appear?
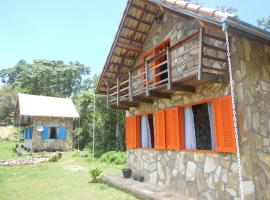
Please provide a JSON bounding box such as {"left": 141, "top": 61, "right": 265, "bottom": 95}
{"left": 14, "top": 93, "right": 79, "bottom": 152}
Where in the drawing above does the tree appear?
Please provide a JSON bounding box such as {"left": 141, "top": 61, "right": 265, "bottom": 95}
{"left": 72, "top": 75, "right": 126, "bottom": 156}
{"left": 0, "top": 85, "right": 19, "bottom": 122}
{"left": 0, "top": 59, "right": 90, "bottom": 97}
{"left": 257, "top": 16, "right": 270, "bottom": 31}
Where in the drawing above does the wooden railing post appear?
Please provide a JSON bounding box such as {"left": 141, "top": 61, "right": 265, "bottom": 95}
{"left": 106, "top": 80, "right": 110, "bottom": 109}
{"left": 198, "top": 27, "right": 203, "bottom": 80}
{"left": 129, "top": 70, "right": 133, "bottom": 101}
{"left": 117, "top": 77, "right": 120, "bottom": 106}
{"left": 145, "top": 61, "right": 150, "bottom": 96}
{"left": 166, "top": 46, "right": 172, "bottom": 90}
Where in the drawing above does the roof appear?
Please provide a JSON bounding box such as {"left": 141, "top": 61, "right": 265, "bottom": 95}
{"left": 95, "top": 0, "right": 270, "bottom": 94}
{"left": 16, "top": 93, "right": 79, "bottom": 118}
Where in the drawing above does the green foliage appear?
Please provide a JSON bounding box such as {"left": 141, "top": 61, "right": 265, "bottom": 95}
{"left": 73, "top": 76, "right": 126, "bottom": 155}
{"left": 100, "top": 151, "right": 127, "bottom": 165}
{"left": 0, "top": 59, "right": 90, "bottom": 97}
{"left": 0, "top": 85, "right": 19, "bottom": 123}
{"left": 49, "top": 152, "right": 62, "bottom": 162}
{"left": 40, "top": 151, "right": 48, "bottom": 157}
{"left": 89, "top": 167, "right": 102, "bottom": 183}
{"left": 257, "top": 16, "right": 270, "bottom": 31}
{"left": 72, "top": 150, "right": 81, "bottom": 157}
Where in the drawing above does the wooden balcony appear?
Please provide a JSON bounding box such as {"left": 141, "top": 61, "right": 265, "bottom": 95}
{"left": 107, "top": 28, "right": 228, "bottom": 110}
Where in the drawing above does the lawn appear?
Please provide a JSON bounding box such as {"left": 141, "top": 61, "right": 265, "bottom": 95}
{"left": 0, "top": 140, "right": 139, "bottom": 200}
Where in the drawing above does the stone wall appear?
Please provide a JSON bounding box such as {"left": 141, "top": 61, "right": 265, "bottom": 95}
{"left": 24, "top": 117, "right": 73, "bottom": 151}
{"left": 230, "top": 36, "right": 270, "bottom": 200}
{"left": 126, "top": 10, "right": 270, "bottom": 200}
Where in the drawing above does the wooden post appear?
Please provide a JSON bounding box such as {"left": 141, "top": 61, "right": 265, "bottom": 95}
{"left": 106, "top": 80, "right": 110, "bottom": 108}
{"left": 117, "top": 77, "right": 120, "bottom": 106}
{"left": 145, "top": 61, "right": 150, "bottom": 96}
{"left": 129, "top": 70, "right": 133, "bottom": 101}
{"left": 198, "top": 27, "right": 203, "bottom": 80}
{"left": 166, "top": 46, "right": 172, "bottom": 90}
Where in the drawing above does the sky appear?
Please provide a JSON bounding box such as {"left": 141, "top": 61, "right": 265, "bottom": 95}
{"left": 0, "top": 0, "right": 269, "bottom": 76}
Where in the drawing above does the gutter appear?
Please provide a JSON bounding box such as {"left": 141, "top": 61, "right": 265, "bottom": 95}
{"left": 225, "top": 16, "right": 270, "bottom": 42}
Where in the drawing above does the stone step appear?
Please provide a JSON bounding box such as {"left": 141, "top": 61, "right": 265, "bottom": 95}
{"left": 102, "top": 175, "right": 186, "bottom": 200}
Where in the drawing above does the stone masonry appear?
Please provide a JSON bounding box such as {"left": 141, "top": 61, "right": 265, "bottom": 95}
{"left": 24, "top": 116, "right": 73, "bottom": 151}
{"left": 126, "top": 11, "right": 270, "bottom": 200}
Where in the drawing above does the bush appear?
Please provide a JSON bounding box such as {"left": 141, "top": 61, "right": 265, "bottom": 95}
{"left": 72, "top": 150, "right": 81, "bottom": 157}
{"left": 89, "top": 167, "right": 102, "bottom": 183}
{"left": 40, "top": 151, "right": 48, "bottom": 157}
{"left": 99, "top": 151, "right": 127, "bottom": 165}
{"left": 49, "top": 152, "right": 62, "bottom": 162}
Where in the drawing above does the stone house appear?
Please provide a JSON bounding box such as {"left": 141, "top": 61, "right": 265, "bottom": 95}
{"left": 14, "top": 93, "right": 79, "bottom": 152}
{"left": 96, "top": 0, "right": 270, "bottom": 199}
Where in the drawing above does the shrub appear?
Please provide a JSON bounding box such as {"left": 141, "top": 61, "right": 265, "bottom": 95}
{"left": 99, "top": 151, "right": 127, "bottom": 165}
{"left": 72, "top": 150, "right": 81, "bottom": 157}
{"left": 89, "top": 167, "right": 102, "bottom": 183}
{"left": 49, "top": 152, "right": 62, "bottom": 162}
{"left": 40, "top": 151, "right": 47, "bottom": 157}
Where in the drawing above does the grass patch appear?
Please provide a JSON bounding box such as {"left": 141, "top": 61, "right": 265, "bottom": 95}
{"left": 0, "top": 140, "right": 18, "bottom": 160}
{"left": 0, "top": 141, "right": 138, "bottom": 200}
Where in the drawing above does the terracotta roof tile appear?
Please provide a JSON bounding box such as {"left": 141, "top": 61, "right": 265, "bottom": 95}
{"left": 162, "top": 0, "right": 234, "bottom": 20}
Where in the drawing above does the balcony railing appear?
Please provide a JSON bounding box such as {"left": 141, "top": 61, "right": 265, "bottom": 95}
{"left": 107, "top": 28, "right": 228, "bottom": 109}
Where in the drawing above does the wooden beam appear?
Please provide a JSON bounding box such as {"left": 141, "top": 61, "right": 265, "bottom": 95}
{"left": 116, "top": 43, "right": 141, "bottom": 52}
{"left": 110, "top": 105, "right": 129, "bottom": 110}
{"left": 128, "top": 70, "right": 133, "bottom": 101}
{"left": 132, "top": 97, "right": 153, "bottom": 104}
{"left": 166, "top": 46, "right": 172, "bottom": 90}
{"left": 126, "top": 14, "right": 152, "bottom": 26}
{"left": 119, "top": 35, "right": 143, "bottom": 45}
{"left": 145, "top": 61, "right": 150, "bottom": 96}
{"left": 198, "top": 27, "right": 203, "bottom": 80}
{"left": 122, "top": 25, "right": 148, "bottom": 35}
{"left": 149, "top": 91, "right": 171, "bottom": 99}
{"left": 113, "top": 53, "right": 136, "bottom": 60}
{"left": 110, "top": 62, "right": 133, "bottom": 68}
{"left": 116, "top": 77, "right": 120, "bottom": 106}
{"left": 171, "top": 83, "right": 195, "bottom": 93}
{"left": 130, "top": 3, "right": 157, "bottom": 16}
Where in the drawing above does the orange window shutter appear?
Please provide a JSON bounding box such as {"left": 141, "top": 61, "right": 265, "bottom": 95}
{"left": 133, "top": 115, "right": 141, "bottom": 148}
{"left": 212, "top": 96, "right": 236, "bottom": 153}
{"left": 125, "top": 116, "right": 133, "bottom": 148}
{"left": 220, "top": 96, "right": 236, "bottom": 153}
{"left": 165, "top": 107, "right": 184, "bottom": 150}
{"left": 125, "top": 116, "right": 140, "bottom": 148}
{"left": 178, "top": 107, "right": 185, "bottom": 150}
{"left": 154, "top": 110, "right": 166, "bottom": 149}
{"left": 212, "top": 99, "right": 223, "bottom": 152}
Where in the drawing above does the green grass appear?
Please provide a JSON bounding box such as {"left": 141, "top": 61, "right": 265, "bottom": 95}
{"left": 0, "top": 141, "right": 138, "bottom": 200}
{"left": 0, "top": 140, "right": 18, "bottom": 160}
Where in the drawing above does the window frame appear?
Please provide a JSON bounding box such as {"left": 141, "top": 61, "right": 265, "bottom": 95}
{"left": 137, "top": 111, "right": 156, "bottom": 150}
{"left": 178, "top": 98, "right": 219, "bottom": 153}
{"left": 126, "top": 96, "right": 236, "bottom": 153}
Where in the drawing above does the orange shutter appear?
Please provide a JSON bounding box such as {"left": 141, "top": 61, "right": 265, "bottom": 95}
{"left": 125, "top": 116, "right": 140, "bottom": 148}
{"left": 212, "top": 96, "right": 236, "bottom": 153}
{"left": 165, "top": 107, "right": 184, "bottom": 150}
{"left": 154, "top": 110, "right": 166, "bottom": 149}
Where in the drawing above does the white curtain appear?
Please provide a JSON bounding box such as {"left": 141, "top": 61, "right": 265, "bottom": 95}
{"left": 208, "top": 103, "right": 216, "bottom": 150}
{"left": 184, "top": 107, "right": 197, "bottom": 149}
{"left": 141, "top": 116, "right": 152, "bottom": 148}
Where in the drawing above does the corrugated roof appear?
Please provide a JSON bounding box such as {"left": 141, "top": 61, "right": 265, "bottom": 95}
{"left": 17, "top": 93, "right": 79, "bottom": 118}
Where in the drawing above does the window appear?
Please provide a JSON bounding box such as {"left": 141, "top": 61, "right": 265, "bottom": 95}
{"left": 49, "top": 127, "right": 57, "bottom": 139}
{"left": 142, "top": 39, "right": 170, "bottom": 88}
{"left": 140, "top": 114, "right": 155, "bottom": 148}
{"left": 184, "top": 103, "right": 215, "bottom": 150}
{"left": 126, "top": 96, "right": 236, "bottom": 153}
